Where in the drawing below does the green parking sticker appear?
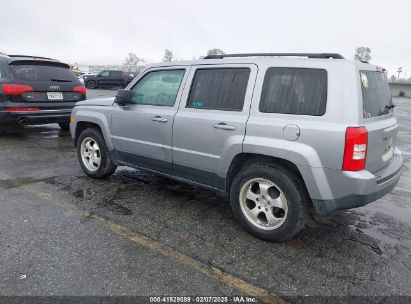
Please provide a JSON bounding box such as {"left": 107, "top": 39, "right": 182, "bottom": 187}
{"left": 192, "top": 101, "right": 203, "bottom": 107}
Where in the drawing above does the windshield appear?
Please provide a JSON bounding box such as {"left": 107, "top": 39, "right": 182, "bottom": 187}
{"left": 361, "top": 70, "right": 393, "bottom": 118}
{"left": 10, "top": 64, "right": 77, "bottom": 82}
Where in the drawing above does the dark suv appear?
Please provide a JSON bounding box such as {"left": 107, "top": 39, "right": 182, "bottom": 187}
{"left": 0, "top": 54, "right": 86, "bottom": 134}
{"left": 83, "top": 70, "right": 134, "bottom": 89}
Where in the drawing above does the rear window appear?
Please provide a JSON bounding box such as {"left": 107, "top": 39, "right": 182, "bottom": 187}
{"left": 10, "top": 65, "right": 77, "bottom": 82}
{"left": 187, "top": 68, "right": 250, "bottom": 111}
{"left": 259, "top": 68, "right": 327, "bottom": 116}
{"left": 360, "top": 71, "right": 393, "bottom": 118}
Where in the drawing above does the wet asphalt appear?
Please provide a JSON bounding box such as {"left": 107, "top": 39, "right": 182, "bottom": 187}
{"left": 0, "top": 89, "right": 410, "bottom": 301}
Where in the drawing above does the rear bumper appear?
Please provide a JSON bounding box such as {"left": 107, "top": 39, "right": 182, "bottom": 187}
{"left": 312, "top": 149, "right": 403, "bottom": 216}
{"left": 0, "top": 109, "right": 72, "bottom": 125}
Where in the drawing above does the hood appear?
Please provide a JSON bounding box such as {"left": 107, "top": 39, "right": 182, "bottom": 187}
{"left": 76, "top": 97, "right": 115, "bottom": 107}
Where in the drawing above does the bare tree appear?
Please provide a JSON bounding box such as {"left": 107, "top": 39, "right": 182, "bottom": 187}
{"left": 206, "top": 49, "right": 225, "bottom": 56}
{"left": 390, "top": 75, "right": 397, "bottom": 82}
{"left": 354, "top": 47, "right": 371, "bottom": 62}
{"left": 163, "top": 49, "right": 174, "bottom": 62}
{"left": 124, "top": 52, "right": 144, "bottom": 66}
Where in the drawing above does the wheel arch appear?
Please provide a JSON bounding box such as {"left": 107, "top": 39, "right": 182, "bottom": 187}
{"left": 74, "top": 117, "right": 113, "bottom": 151}
{"left": 226, "top": 153, "right": 313, "bottom": 202}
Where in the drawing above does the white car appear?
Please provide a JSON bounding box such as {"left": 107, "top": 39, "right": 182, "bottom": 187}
{"left": 78, "top": 72, "right": 99, "bottom": 84}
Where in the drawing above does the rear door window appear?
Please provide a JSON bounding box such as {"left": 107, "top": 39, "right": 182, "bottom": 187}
{"left": 187, "top": 68, "right": 250, "bottom": 111}
{"left": 360, "top": 71, "right": 393, "bottom": 118}
{"left": 10, "top": 64, "right": 77, "bottom": 82}
{"left": 110, "top": 71, "right": 122, "bottom": 78}
{"left": 259, "top": 68, "right": 327, "bottom": 116}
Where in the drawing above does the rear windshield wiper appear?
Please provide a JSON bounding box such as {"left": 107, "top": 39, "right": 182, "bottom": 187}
{"left": 50, "top": 78, "right": 72, "bottom": 82}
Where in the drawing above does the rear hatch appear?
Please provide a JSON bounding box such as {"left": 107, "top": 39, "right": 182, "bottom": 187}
{"left": 4, "top": 60, "right": 86, "bottom": 105}
{"left": 360, "top": 68, "right": 399, "bottom": 174}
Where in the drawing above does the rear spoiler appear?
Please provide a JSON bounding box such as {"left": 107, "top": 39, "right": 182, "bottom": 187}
{"left": 8, "top": 60, "right": 70, "bottom": 69}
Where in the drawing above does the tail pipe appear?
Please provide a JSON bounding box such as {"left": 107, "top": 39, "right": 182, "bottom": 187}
{"left": 17, "top": 117, "right": 28, "bottom": 125}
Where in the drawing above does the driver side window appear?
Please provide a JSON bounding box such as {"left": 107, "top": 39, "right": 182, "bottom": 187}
{"left": 131, "top": 69, "right": 185, "bottom": 106}
{"left": 100, "top": 71, "right": 110, "bottom": 77}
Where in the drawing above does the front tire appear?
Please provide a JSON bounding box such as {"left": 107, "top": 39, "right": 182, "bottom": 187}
{"left": 77, "top": 128, "right": 117, "bottom": 178}
{"left": 230, "top": 163, "right": 309, "bottom": 241}
{"left": 86, "top": 80, "right": 97, "bottom": 89}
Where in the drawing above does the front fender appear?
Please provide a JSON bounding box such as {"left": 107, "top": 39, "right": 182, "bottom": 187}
{"left": 71, "top": 107, "right": 114, "bottom": 151}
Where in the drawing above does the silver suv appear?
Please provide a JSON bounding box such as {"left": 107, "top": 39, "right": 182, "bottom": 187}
{"left": 70, "top": 53, "right": 402, "bottom": 241}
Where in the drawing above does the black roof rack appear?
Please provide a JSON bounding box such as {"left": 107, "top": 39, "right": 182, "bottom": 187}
{"left": 203, "top": 53, "right": 345, "bottom": 60}
{"left": 8, "top": 55, "right": 59, "bottom": 61}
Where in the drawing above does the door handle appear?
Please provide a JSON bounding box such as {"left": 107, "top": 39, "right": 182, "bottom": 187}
{"left": 151, "top": 116, "right": 168, "bottom": 123}
{"left": 213, "top": 122, "right": 236, "bottom": 130}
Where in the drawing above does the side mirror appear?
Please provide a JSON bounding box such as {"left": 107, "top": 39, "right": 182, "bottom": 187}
{"left": 97, "top": 74, "right": 102, "bottom": 77}
{"left": 115, "top": 89, "right": 133, "bottom": 105}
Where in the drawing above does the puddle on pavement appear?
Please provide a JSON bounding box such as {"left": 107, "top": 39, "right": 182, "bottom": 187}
{"left": 0, "top": 176, "right": 58, "bottom": 189}
{"left": 3, "top": 124, "right": 67, "bottom": 139}
{"left": 362, "top": 194, "right": 411, "bottom": 224}
{"left": 349, "top": 196, "right": 411, "bottom": 252}
{"left": 71, "top": 182, "right": 133, "bottom": 216}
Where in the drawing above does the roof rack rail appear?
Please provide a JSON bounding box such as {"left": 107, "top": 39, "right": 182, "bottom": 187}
{"left": 203, "top": 53, "right": 345, "bottom": 60}
{"left": 8, "top": 55, "right": 58, "bottom": 61}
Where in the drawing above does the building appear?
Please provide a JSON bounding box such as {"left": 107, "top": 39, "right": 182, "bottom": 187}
{"left": 71, "top": 64, "right": 146, "bottom": 75}
{"left": 389, "top": 82, "right": 411, "bottom": 98}
{"left": 84, "top": 65, "right": 145, "bottom": 74}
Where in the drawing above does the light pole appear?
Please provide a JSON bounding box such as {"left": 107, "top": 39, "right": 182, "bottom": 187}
{"left": 397, "top": 67, "right": 403, "bottom": 82}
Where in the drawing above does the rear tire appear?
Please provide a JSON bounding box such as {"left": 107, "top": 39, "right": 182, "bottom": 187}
{"left": 58, "top": 122, "right": 70, "bottom": 130}
{"left": 86, "top": 80, "right": 97, "bottom": 89}
{"left": 77, "top": 128, "right": 117, "bottom": 179}
{"left": 230, "top": 163, "right": 309, "bottom": 241}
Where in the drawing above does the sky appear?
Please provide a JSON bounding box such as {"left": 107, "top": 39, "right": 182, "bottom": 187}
{"left": 0, "top": 0, "right": 410, "bottom": 78}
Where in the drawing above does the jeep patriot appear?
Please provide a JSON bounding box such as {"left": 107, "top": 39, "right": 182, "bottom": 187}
{"left": 70, "top": 53, "right": 402, "bottom": 241}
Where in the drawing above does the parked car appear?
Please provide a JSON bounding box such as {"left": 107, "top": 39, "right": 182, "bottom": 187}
{"left": 70, "top": 53, "right": 402, "bottom": 241}
{"left": 83, "top": 70, "right": 134, "bottom": 89}
{"left": 78, "top": 72, "right": 99, "bottom": 84}
{"left": 0, "top": 54, "right": 86, "bottom": 133}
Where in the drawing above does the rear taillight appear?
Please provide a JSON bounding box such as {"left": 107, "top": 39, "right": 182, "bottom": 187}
{"left": 1, "top": 84, "right": 34, "bottom": 95}
{"left": 342, "top": 127, "right": 368, "bottom": 171}
{"left": 5, "top": 107, "right": 40, "bottom": 112}
{"left": 73, "top": 85, "right": 86, "bottom": 95}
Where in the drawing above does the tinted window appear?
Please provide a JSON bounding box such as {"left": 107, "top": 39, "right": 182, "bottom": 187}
{"left": 187, "top": 68, "right": 250, "bottom": 111}
{"left": 360, "top": 71, "right": 393, "bottom": 118}
{"left": 259, "top": 68, "right": 327, "bottom": 116}
{"left": 131, "top": 70, "right": 185, "bottom": 106}
{"left": 10, "top": 65, "right": 77, "bottom": 82}
{"left": 100, "top": 71, "right": 109, "bottom": 77}
{"left": 110, "top": 71, "right": 122, "bottom": 78}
